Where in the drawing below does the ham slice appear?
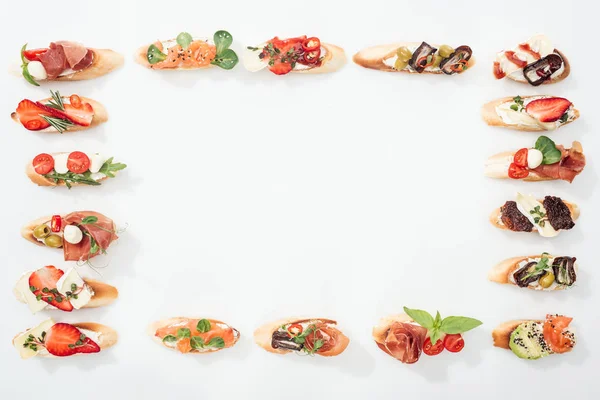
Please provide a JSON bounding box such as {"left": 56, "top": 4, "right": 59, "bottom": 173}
{"left": 378, "top": 322, "right": 427, "bottom": 364}
{"left": 62, "top": 211, "right": 118, "bottom": 262}
{"left": 37, "top": 41, "right": 92, "bottom": 79}
{"left": 37, "top": 43, "right": 68, "bottom": 79}
{"left": 532, "top": 144, "right": 586, "bottom": 183}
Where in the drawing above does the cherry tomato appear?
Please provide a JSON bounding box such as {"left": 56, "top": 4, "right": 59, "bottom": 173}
{"left": 23, "top": 48, "right": 48, "bottom": 61}
{"left": 423, "top": 337, "right": 444, "bottom": 356}
{"left": 51, "top": 215, "right": 62, "bottom": 233}
{"left": 67, "top": 151, "right": 91, "bottom": 174}
{"left": 287, "top": 323, "right": 303, "bottom": 337}
{"left": 302, "top": 37, "right": 320, "bottom": 52}
{"left": 32, "top": 153, "right": 55, "bottom": 175}
{"left": 513, "top": 148, "right": 529, "bottom": 168}
{"left": 508, "top": 163, "right": 529, "bottom": 179}
{"left": 443, "top": 334, "right": 464, "bottom": 353}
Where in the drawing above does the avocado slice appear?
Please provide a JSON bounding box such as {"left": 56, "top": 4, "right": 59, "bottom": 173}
{"left": 509, "top": 321, "right": 551, "bottom": 360}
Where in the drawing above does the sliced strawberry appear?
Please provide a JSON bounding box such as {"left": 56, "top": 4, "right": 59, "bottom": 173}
{"left": 525, "top": 97, "right": 572, "bottom": 123}
{"left": 35, "top": 101, "right": 71, "bottom": 120}
{"left": 269, "top": 61, "right": 293, "bottom": 75}
{"left": 28, "top": 266, "right": 73, "bottom": 312}
{"left": 63, "top": 103, "right": 94, "bottom": 126}
{"left": 15, "top": 99, "right": 52, "bottom": 131}
{"left": 44, "top": 323, "right": 100, "bottom": 357}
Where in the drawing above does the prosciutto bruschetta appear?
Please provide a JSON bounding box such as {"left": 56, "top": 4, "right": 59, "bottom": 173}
{"left": 489, "top": 253, "right": 577, "bottom": 291}
{"left": 14, "top": 265, "right": 118, "bottom": 313}
{"left": 243, "top": 36, "right": 346, "bottom": 75}
{"left": 484, "top": 136, "right": 585, "bottom": 182}
{"left": 353, "top": 41, "right": 474, "bottom": 74}
{"left": 136, "top": 31, "right": 238, "bottom": 70}
{"left": 13, "top": 319, "right": 117, "bottom": 359}
{"left": 482, "top": 96, "right": 579, "bottom": 132}
{"left": 254, "top": 317, "right": 349, "bottom": 356}
{"left": 22, "top": 212, "right": 119, "bottom": 263}
{"left": 490, "top": 194, "right": 579, "bottom": 237}
{"left": 493, "top": 315, "right": 576, "bottom": 360}
{"left": 373, "top": 308, "right": 482, "bottom": 364}
{"left": 149, "top": 317, "right": 240, "bottom": 354}
{"left": 493, "top": 35, "right": 570, "bottom": 86}
{"left": 12, "top": 91, "right": 107, "bottom": 134}
{"left": 19, "top": 42, "right": 123, "bottom": 86}
{"left": 28, "top": 152, "right": 126, "bottom": 188}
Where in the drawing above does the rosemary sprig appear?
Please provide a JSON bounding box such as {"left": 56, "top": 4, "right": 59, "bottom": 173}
{"left": 40, "top": 115, "right": 73, "bottom": 134}
{"left": 46, "top": 90, "right": 65, "bottom": 110}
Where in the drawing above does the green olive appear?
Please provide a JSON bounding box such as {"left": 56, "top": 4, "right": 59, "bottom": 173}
{"left": 396, "top": 46, "right": 412, "bottom": 62}
{"left": 394, "top": 59, "right": 408, "bottom": 70}
{"left": 44, "top": 234, "right": 63, "bottom": 248}
{"left": 438, "top": 45, "right": 454, "bottom": 58}
{"left": 431, "top": 54, "right": 443, "bottom": 68}
{"left": 33, "top": 224, "right": 51, "bottom": 239}
{"left": 539, "top": 271, "right": 555, "bottom": 288}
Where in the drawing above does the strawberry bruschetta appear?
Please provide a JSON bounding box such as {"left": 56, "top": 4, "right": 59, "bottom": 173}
{"left": 493, "top": 35, "right": 570, "bottom": 86}
{"left": 14, "top": 265, "right": 118, "bottom": 313}
{"left": 482, "top": 96, "right": 579, "bottom": 131}
{"left": 19, "top": 42, "right": 123, "bottom": 86}
{"left": 353, "top": 41, "right": 474, "bottom": 75}
{"left": 485, "top": 136, "right": 585, "bottom": 182}
{"left": 489, "top": 253, "right": 577, "bottom": 291}
{"left": 254, "top": 317, "right": 349, "bottom": 356}
{"left": 373, "top": 307, "right": 482, "bottom": 364}
{"left": 28, "top": 152, "right": 126, "bottom": 188}
{"left": 13, "top": 318, "right": 117, "bottom": 359}
{"left": 149, "top": 317, "right": 240, "bottom": 354}
{"left": 493, "top": 315, "right": 576, "bottom": 360}
{"left": 243, "top": 36, "right": 346, "bottom": 75}
{"left": 136, "top": 31, "right": 238, "bottom": 70}
{"left": 490, "top": 194, "right": 579, "bottom": 237}
{"left": 12, "top": 91, "right": 107, "bottom": 134}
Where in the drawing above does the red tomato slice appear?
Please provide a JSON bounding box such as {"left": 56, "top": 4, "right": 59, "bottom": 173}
{"left": 543, "top": 315, "right": 574, "bottom": 354}
{"left": 423, "top": 337, "right": 444, "bottom": 356}
{"left": 508, "top": 163, "right": 529, "bottom": 179}
{"left": 513, "top": 148, "right": 529, "bottom": 168}
{"left": 32, "top": 153, "right": 55, "bottom": 175}
{"left": 67, "top": 152, "right": 90, "bottom": 174}
{"left": 23, "top": 48, "right": 48, "bottom": 61}
{"left": 443, "top": 334, "right": 464, "bottom": 353}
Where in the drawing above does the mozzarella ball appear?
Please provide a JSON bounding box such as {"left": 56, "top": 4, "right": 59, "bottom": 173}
{"left": 527, "top": 149, "right": 544, "bottom": 169}
{"left": 63, "top": 225, "right": 83, "bottom": 245}
{"left": 27, "top": 61, "right": 47, "bottom": 80}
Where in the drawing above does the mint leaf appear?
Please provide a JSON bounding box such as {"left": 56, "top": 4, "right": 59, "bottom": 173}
{"left": 207, "top": 337, "right": 225, "bottom": 348}
{"left": 534, "top": 136, "right": 562, "bottom": 165}
{"left": 439, "top": 316, "right": 483, "bottom": 334}
{"left": 403, "top": 307, "right": 435, "bottom": 329}
{"left": 162, "top": 335, "right": 177, "bottom": 344}
{"left": 196, "top": 319, "right": 211, "bottom": 333}
{"left": 190, "top": 336, "right": 205, "bottom": 349}
{"left": 177, "top": 328, "right": 191, "bottom": 338}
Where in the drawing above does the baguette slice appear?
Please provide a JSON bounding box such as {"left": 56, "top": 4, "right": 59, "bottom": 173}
{"left": 489, "top": 200, "right": 580, "bottom": 232}
{"left": 293, "top": 43, "right": 346, "bottom": 74}
{"left": 492, "top": 320, "right": 537, "bottom": 349}
{"left": 254, "top": 317, "right": 349, "bottom": 356}
{"left": 135, "top": 41, "right": 215, "bottom": 70}
{"left": 353, "top": 42, "right": 476, "bottom": 73}
{"left": 488, "top": 254, "right": 575, "bottom": 291}
{"left": 25, "top": 152, "right": 117, "bottom": 187}
{"left": 505, "top": 49, "right": 570, "bottom": 85}
{"left": 481, "top": 96, "right": 580, "bottom": 131}
{"left": 31, "top": 49, "right": 123, "bottom": 82}
{"left": 21, "top": 213, "right": 117, "bottom": 247}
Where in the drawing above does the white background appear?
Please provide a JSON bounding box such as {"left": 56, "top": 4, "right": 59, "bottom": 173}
{"left": 0, "top": 0, "right": 597, "bottom": 398}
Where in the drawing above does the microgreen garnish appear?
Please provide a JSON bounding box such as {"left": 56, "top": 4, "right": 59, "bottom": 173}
{"left": 176, "top": 32, "right": 193, "bottom": 49}
{"left": 521, "top": 253, "right": 551, "bottom": 281}
{"left": 147, "top": 44, "right": 167, "bottom": 65}
{"left": 197, "top": 319, "right": 211, "bottom": 333}
{"left": 177, "top": 328, "right": 191, "bottom": 339}
{"left": 211, "top": 30, "right": 238, "bottom": 70}
{"left": 23, "top": 331, "right": 46, "bottom": 351}
{"left": 162, "top": 335, "right": 177, "bottom": 344}
{"left": 20, "top": 43, "right": 40, "bottom": 87}
{"left": 247, "top": 46, "right": 259, "bottom": 51}
{"left": 534, "top": 136, "right": 562, "bottom": 165}
{"left": 510, "top": 96, "right": 525, "bottom": 112}
{"left": 288, "top": 324, "right": 324, "bottom": 355}
{"left": 530, "top": 205, "right": 547, "bottom": 227}
{"left": 560, "top": 113, "right": 569, "bottom": 123}
{"left": 403, "top": 307, "right": 482, "bottom": 345}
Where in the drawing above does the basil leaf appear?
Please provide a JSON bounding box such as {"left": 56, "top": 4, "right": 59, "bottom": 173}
{"left": 196, "top": 319, "right": 211, "bottom": 333}
{"left": 439, "top": 316, "right": 483, "bottom": 334}
{"left": 207, "top": 337, "right": 225, "bottom": 348}
{"left": 147, "top": 44, "right": 167, "bottom": 65}
{"left": 403, "top": 307, "right": 434, "bottom": 329}
{"left": 213, "top": 30, "right": 233, "bottom": 55}
{"left": 176, "top": 328, "right": 191, "bottom": 338}
{"left": 81, "top": 216, "right": 98, "bottom": 224}
{"left": 434, "top": 311, "right": 442, "bottom": 328}
{"left": 534, "top": 136, "right": 562, "bottom": 165}
{"left": 429, "top": 328, "right": 442, "bottom": 345}
{"left": 162, "top": 335, "right": 177, "bottom": 344}
{"left": 211, "top": 49, "right": 238, "bottom": 70}
{"left": 177, "top": 32, "right": 193, "bottom": 49}
{"left": 190, "top": 336, "right": 205, "bottom": 349}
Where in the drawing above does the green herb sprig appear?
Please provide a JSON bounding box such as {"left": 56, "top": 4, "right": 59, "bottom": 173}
{"left": 521, "top": 253, "right": 551, "bottom": 281}
{"left": 403, "top": 307, "right": 483, "bottom": 345}
{"left": 211, "top": 30, "right": 238, "bottom": 70}
{"left": 530, "top": 205, "right": 547, "bottom": 227}
{"left": 510, "top": 96, "right": 525, "bottom": 112}
{"left": 164, "top": 319, "right": 226, "bottom": 351}
{"left": 20, "top": 44, "right": 40, "bottom": 86}
{"left": 534, "top": 136, "right": 562, "bottom": 165}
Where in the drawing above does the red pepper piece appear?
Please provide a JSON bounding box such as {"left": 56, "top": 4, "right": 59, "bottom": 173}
{"left": 51, "top": 215, "right": 62, "bottom": 232}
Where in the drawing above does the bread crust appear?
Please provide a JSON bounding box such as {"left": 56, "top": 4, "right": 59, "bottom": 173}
{"left": 492, "top": 320, "right": 544, "bottom": 349}
{"left": 489, "top": 200, "right": 580, "bottom": 232}
{"left": 293, "top": 43, "right": 346, "bottom": 74}
{"left": 488, "top": 254, "right": 572, "bottom": 292}
{"left": 25, "top": 152, "right": 112, "bottom": 187}
{"left": 372, "top": 314, "right": 414, "bottom": 345}
{"left": 352, "top": 42, "right": 476, "bottom": 73}
{"left": 135, "top": 41, "right": 215, "bottom": 70}
{"left": 481, "top": 96, "right": 580, "bottom": 131}
{"left": 505, "top": 49, "right": 570, "bottom": 85}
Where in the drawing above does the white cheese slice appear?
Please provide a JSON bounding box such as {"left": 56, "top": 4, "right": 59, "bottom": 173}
{"left": 15, "top": 272, "right": 48, "bottom": 313}
{"left": 53, "top": 153, "right": 69, "bottom": 174}
{"left": 515, "top": 193, "right": 558, "bottom": 237}
{"left": 56, "top": 267, "right": 94, "bottom": 309}
{"left": 243, "top": 43, "right": 268, "bottom": 72}
{"left": 89, "top": 153, "right": 106, "bottom": 174}
{"left": 13, "top": 319, "right": 55, "bottom": 359}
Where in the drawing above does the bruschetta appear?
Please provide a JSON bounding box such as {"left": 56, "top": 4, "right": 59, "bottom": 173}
{"left": 489, "top": 254, "right": 577, "bottom": 291}
{"left": 254, "top": 317, "right": 349, "bottom": 356}
{"left": 482, "top": 96, "right": 579, "bottom": 131}
{"left": 493, "top": 35, "right": 570, "bottom": 86}
{"left": 12, "top": 91, "right": 107, "bottom": 134}
{"left": 490, "top": 194, "right": 579, "bottom": 237}
{"left": 14, "top": 265, "right": 118, "bottom": 313}
{"left": 136, "top": 31, "right": 238, "bottom": 70}
{"left": 493, "top": 315, "right": 575, "bottom": 359}
{"left": 353, "top": 41, "right": 474, "bottom": 74}
{"left": 13, "top": 318, "right": 117, "bottom": 359}
{"left": 373, "top": 308, "right": 482, "bottom": 364}
{"left": 28, "top": 152, "right": 126, "bottom": 188}
{"left": 243, "top": 36, "right": 346, "bottom": 75}
{"left": 148, "top": 317, "right": 240, "bottom": 354}
{"left": 22, "top": 212, "right": 119, "bottom": 263}
{"left": 19, "top": 42, "right": 123, "bottom": 86}
{"left": 484, "top": 136, "right": 585, "bottom": 182}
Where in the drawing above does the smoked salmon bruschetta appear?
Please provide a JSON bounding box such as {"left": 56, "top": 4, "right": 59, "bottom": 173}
{"left": 373, "top": 307, "right": 482, "bottom": 364}
{"left": 136, "top": 31, "right": 238, "bottom": 70}
{"left": 482, "top": 96, "right": 579, "bottom": 132}
{"left": 14, "top": 265, "right": 118, "bottom": 313}
{"left": 493, "top": 315, "right": 576, "bottom": 360}
{"left": 484, "top": 136, "right": 585, "bottom": 182}
{"left": 489, "top": 253, "right": 577, "bottom": 291}
{"left": 490, "top": 194, "right": 579, "bottom": 237}
{"left": 22, "top": 212, "right": 120, "bottom": 263}
{"left": 28, "top": 152, "right": 126, "bottom": 188}
{"left": 254, "top": 317, "right": 349, "bottom": 356}
{"left": 13, "top": 319, "right": 117, "bottom": 359}
{"left": 243, "top": 36, "right": 346, "bottom": 75}
{"left": 12, "top": 91, "right": 107, "bottom": 134}
{"left": 148, "top": 317, "right": 240, "bottom": 354}
{"left": 19, "top": 42, "right": 123, "bottom": 86}
{"left": 353, "top": 41, "right": 474, "bottom": 75}
{"left": 493, "top": 34, "right": 570, "bottom": 86}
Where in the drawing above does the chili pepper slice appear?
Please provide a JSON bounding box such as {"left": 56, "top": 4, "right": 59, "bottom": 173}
{"left": 417, "top": 55, "right": 434, "bottom": 69}
{"left": 302, "top": 37, "right": 320, "bottom": 52}
{"left": 51, "top": 215, "right": 62, "bottom": 232}
{"left": 303, "top": 49, "right": 321, "bottom": 64}
{"left": 287, "top": 323, "right": 303, "bottom": 337}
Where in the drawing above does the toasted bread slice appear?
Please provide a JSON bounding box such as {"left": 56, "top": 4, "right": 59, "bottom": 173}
{"left": 488, "top": 254, "right": 575, "bottom": 291}
{"left": 489, "top": 200, "right": 579, "bottom": 232}
{"left": 25, "top": 152, "right": 118, "bottom": 187}
{"left": 505, "top": 49, "right": 570, "bottom": 85}
{"left": 135, "top": 41, "right": 215, "bottom": 70}
{"left": 243, "top": 43, "right": 346, "bottom": 74}
{"left": 492, "top": 320, "right": 535, "bottom": 349}
{"left": 21, "top": 213, "right": 117, "bottom": 247}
